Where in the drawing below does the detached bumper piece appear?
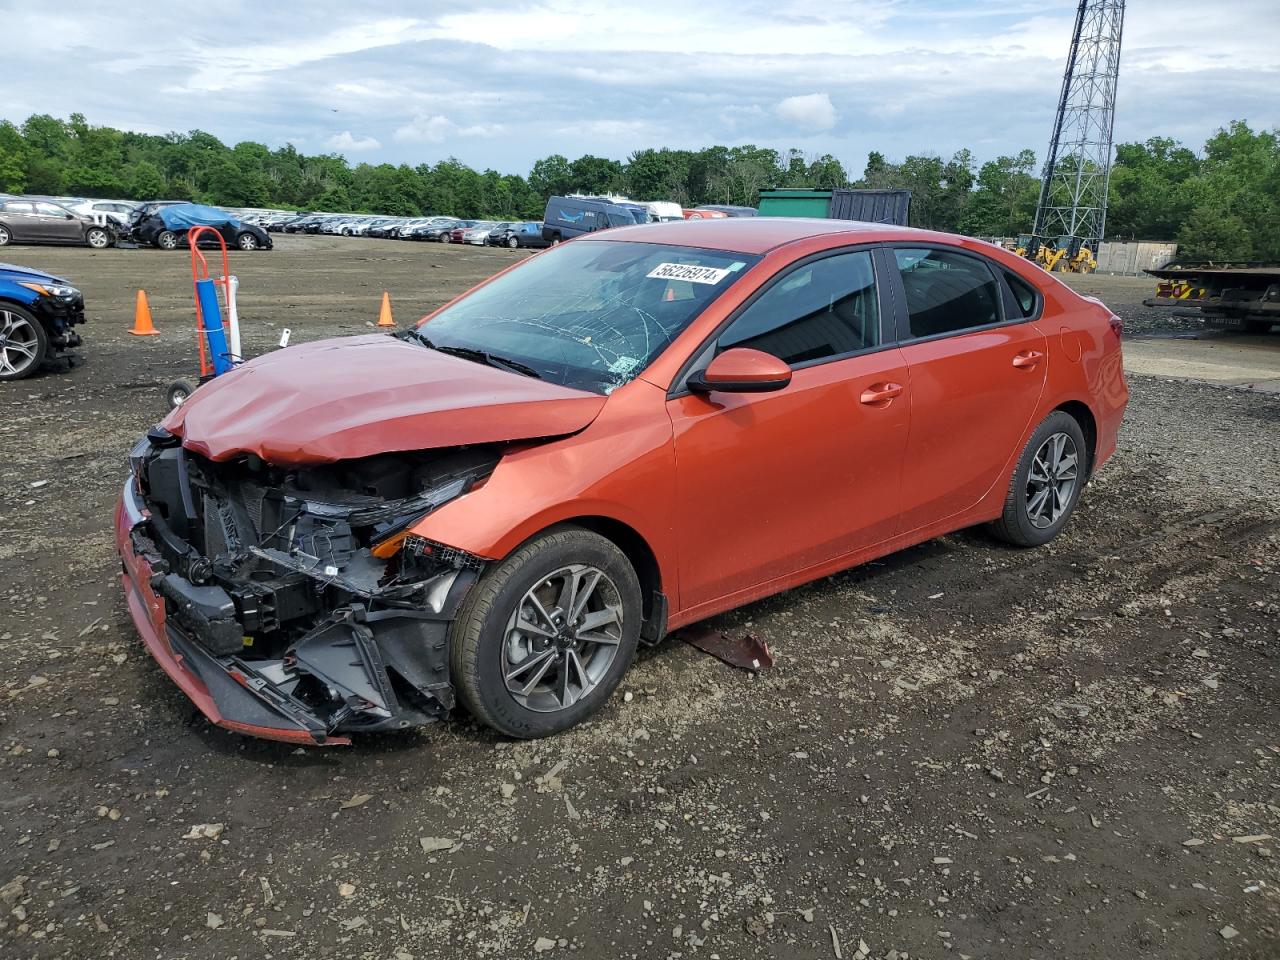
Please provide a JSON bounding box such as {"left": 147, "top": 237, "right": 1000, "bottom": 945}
{"left": 116, "top": 434, "right": 495, "bottom": 745}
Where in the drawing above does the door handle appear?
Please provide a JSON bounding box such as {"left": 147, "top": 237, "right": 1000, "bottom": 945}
{"left": 859, "top": 382, "right": 903, "bottom": 405}
{"left": 1012, "top": 350, "right": 1044, "bottom": 368}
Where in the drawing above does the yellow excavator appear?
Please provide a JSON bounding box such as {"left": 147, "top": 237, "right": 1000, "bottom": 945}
{"left": 1012, "top": 234, "right": 1097, "bottom": 274}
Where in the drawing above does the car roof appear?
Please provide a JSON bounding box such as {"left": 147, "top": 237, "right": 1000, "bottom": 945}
{"left": 587, "top": 217, "right": 929, "bottom": 255}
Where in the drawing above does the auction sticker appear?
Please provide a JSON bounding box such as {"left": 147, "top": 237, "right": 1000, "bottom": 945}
{"left": 647, "top": 262, "right": 732, "bottom": 285}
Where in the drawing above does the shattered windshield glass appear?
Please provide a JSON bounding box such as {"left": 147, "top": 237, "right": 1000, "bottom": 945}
{"left": 418, "top": 240, "right": 759, "bottom": 394}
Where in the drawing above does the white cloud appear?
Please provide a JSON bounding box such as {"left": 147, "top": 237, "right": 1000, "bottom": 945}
{"left": 327, "top": 130, "right": 381, "bottom": 152}
{"left": 394, "top": 115, "right": 505, "bottom": 143}
{"left": 775, "top": 93, "right": 837, "bottom": 131}
{"left": 394, "top": 115, "right": 454, "bottom": 143}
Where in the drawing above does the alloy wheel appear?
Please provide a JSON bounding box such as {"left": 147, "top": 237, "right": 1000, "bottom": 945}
{"left": 0, "top": 311, "right": 40, "bottom": 378}
{"left": 0, "top": 225, "right": 10, "bottom": 246}
{"left": 1026, "top": 432, "right": 1078, "bottom": 529}
{"left": 86, "top": 228, "right": 110, "bottom": 249}
{"left": 502, "top": 564, "right": 624, "bottom": 713}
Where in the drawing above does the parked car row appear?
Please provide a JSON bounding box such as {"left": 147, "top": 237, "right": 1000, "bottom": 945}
{"left": 247, "top": 200, "right": 759, "bottom": 247}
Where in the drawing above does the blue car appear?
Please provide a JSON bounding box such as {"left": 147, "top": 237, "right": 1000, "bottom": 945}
{"left": 0, "top": 262, "right": 86, "bottom": 380}
{"left": 488, "top": 221, "right": 551, "bottom": 249}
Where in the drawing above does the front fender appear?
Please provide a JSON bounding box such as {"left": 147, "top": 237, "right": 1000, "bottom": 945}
{"left": 408, "top": 381, "right": 679, "bottom": 593}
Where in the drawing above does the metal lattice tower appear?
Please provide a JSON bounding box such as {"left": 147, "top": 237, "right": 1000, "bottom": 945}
{"left": 1033, "top": 0, "right": 1125, "bottom": 247}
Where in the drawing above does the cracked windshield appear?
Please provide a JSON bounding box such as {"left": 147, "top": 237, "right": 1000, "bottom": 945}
{"left": 416, "top": 241, "right": 760, "bottom": 393}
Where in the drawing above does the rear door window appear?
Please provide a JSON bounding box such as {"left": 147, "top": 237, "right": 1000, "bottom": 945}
{"left": 718, "top": 250, "right": 881, "bottom": 365}
{"left": 893, "top": 247, "right": 1003, "bottom": 339}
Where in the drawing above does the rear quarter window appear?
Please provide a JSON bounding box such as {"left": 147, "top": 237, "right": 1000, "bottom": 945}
{"left": 1004, "top": 269, "right": 1041, "bottom": 318}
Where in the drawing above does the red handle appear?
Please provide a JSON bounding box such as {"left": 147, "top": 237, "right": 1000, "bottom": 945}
{"left": 1012, "top": 350, "right": 1044, "bottom": 368}
{"left": 860, "top": 382, "right": 903, "bottom": 405}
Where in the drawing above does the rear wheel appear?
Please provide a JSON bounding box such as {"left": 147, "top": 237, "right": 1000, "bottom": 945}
{"left": 450, "top": 527, "right": 641, "bottom": 738}
{"left": 156, "top": 230, "right": 180, "bottom": 250}
{"left": 85, "top": 227, "right": 111, "bottom": 249}
{"left": 0, "top": 305, "right": 48, "bottom": 381}
{"left": 990, "top": 411, "right": 1087, "bottom": 547}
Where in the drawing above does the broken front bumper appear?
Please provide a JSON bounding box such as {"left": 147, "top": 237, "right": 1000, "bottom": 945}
{"left": 115, "top": 478, "right": 473, "bottom": 745}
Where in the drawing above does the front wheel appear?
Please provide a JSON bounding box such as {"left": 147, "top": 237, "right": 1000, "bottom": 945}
{"left": 85, "top": 227, "right": 111, "bottom": 249}
{"left": 0, "top": 304, "right": 48, "bottom": 381}
{"left": 450, "top": 527, "right": 642, "bottom": 738}
{"left": 990, "top": 411, "right": 1088, "bottom": 547}
{"left": 507, "top": 235, "right": 520, "bottom": 248}
{"left": 0, "top": 224, "right": 12, "bottom": 246}
{"left": 236, "top": 232, "right": 259, "bottom": 251}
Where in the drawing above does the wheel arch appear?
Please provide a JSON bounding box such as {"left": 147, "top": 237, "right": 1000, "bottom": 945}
{"left": 485, "top": 513, "right": 667, "bottom": 641}
{"left": 1053, "top": 399, "right": 1098, "bottom": 477}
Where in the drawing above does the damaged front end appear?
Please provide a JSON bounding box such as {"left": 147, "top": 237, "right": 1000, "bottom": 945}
{"left": 116, "top": 426, "right": 495, "bottom": 744}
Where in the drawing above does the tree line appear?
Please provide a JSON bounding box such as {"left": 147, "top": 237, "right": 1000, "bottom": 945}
{"left": 0, "top": 114, "right": 1275, "bottom": 259}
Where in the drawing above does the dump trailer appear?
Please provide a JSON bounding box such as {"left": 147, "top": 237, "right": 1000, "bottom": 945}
{"left": 1143, "top": 261, "right": 1280, "bottom": 334}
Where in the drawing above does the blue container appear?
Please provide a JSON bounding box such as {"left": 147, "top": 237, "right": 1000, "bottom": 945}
{"left": 195, "top": 278, "right": 234, "bottom": 375}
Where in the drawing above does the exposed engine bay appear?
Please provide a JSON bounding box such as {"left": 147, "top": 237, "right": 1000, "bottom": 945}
{"left": 126, "top": 426, "right": 496, "bottom": 740}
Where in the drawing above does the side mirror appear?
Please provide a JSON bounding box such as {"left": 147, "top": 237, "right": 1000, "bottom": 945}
{"left": 65, "top": 213, "right": 75, "bottom": 220}
{"left": 688, "top": 347, "right": 792, "bottom": 394}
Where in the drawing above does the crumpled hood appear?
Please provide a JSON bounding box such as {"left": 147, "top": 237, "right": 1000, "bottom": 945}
{"left": 163, "top": 334, "right": 606, "bottom": 465}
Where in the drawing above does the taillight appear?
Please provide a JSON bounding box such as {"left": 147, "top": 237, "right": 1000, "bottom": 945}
{"left": 1108, "top": 315, "right": 1123, "bottom": 339}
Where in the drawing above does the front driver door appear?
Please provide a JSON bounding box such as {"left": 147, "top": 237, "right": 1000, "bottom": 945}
{"left": 667, "top": 248, "right": 909, "bottom": 613}
{"left": 887, "top": 245, "right": 1048, "bottom": 533}
{"left": 34, "top": 203, "right": 82, "bottom": 242}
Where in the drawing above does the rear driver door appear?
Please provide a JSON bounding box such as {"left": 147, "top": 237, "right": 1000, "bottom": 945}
{"left": 887, "top": 245, "right": 1048, "bottom": 533}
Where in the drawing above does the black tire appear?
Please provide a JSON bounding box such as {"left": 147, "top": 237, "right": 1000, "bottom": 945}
{"left": 450, "top": 526, "right": 642, "bottom": 738}
{"left": 990, "top": 410, "right": 1088, "bottom": 547}
{"left": 0, "top": 224, "right": 11, "bottom": 246}
{"left": 1243, "top": 319, "right": 1273, "bottom": 335}
{"left": 0, "top": 303, "right": 48, "bottom": 381}
{"left": 156, "top": 230, "right": 180, "bottom": 251}
{"left": 236, "top": 232, "right": 259, "bottom": 251}
{"left": 166, "top": 378, "right": 199, "bottom": 408}
{"left": 85, "top": 227, "right": 111, "bottom": 249}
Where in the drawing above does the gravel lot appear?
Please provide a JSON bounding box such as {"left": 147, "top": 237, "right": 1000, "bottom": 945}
{"left": 1, "top": 236, "right": 1277, "bottom": 959}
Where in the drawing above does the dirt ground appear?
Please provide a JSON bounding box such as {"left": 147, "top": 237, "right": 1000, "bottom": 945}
{"left": 1, "top": 236, "right": 1277, "bottom": 960}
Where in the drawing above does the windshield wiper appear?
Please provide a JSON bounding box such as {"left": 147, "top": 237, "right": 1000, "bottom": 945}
{"left": 435, "top": 344, "right": 543, "bottom": 380}
{"left": 399, "top": 327, "right": 434, "bottom": 348}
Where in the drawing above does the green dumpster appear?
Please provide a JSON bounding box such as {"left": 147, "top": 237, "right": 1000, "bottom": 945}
{"left": 756, "top": 189, "right": 833, "bottom": 217}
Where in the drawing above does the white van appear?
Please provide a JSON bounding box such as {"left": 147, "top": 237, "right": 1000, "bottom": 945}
{"left": 643, "top": 201, "right": 684, "bottom": 222}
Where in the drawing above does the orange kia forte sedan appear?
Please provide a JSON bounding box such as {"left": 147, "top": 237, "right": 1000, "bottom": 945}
{"left": 117, "top": 218, "right": 1127, "bottom": 744}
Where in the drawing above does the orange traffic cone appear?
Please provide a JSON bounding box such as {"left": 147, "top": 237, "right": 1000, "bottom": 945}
{"left": 377, "top": 291, "right": 395, "bottom": 328}
{"left": 129, "top": 290, "right": 160, "bottom": 336}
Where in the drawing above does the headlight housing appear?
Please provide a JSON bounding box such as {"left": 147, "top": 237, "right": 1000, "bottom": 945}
{"left": 18, "top": 281, "right": 80, "bottom": 299}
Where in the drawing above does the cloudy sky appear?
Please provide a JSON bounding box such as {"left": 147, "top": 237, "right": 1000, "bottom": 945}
{"left": 3, "top": 0, "right": 1276, "bottom": 174}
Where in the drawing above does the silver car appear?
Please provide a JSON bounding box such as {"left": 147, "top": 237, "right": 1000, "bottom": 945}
{"left": 0, "top": 198, "right": 115, "bottom": 248}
